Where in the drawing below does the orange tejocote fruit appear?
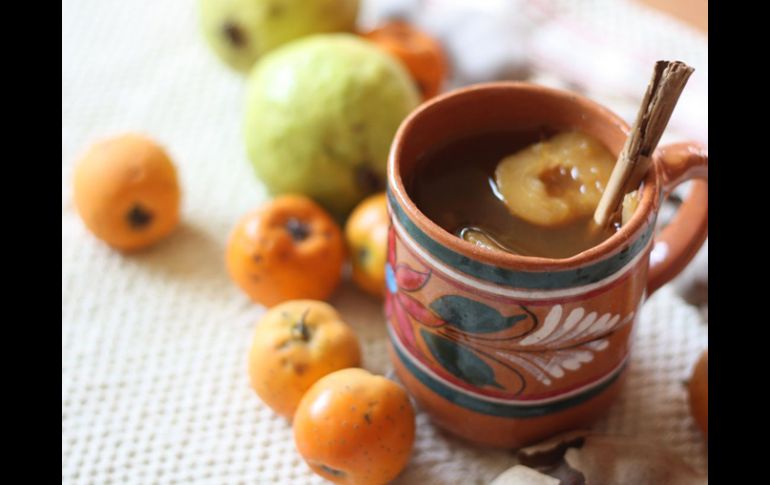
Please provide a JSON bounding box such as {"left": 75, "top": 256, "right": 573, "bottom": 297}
{"left": 345, "top": 192, "right": 389, "bottom": 297}
{"left": 226, "top": 195, "right": 346, "bottom": 307}
{"left": 294, "top": 368, "right": 416, "bottom": 485}
{"left": 248, "top": 300, "right": 361, "bottom": 418}
{"left": 688, "top": 349, "right": 708, "bottom": 438}
{"left": 73, "top": 133, "right": 181, "bottom": 251}
{"left": 362, "top": 20, "right": 448, "bottom": 100}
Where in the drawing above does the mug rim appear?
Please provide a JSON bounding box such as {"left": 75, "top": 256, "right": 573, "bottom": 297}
{"left": 387, "top": 81, "right": 659, "bottom": 272}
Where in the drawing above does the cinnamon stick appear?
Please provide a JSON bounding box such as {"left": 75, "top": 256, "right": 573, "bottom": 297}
{"left": 593, "top": 60, "right": 694, "bottom": 227}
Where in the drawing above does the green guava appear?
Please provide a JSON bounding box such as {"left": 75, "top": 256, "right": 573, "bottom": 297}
{"left": 243, "top": 34, "right": 420, "bottom": 217}
{"left": 199, "top": 0, "right": 359, "bottom": 72}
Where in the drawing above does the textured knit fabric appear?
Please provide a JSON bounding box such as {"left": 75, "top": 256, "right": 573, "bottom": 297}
{"left": 62, "top": 1, "right": 708, "bottom": 483}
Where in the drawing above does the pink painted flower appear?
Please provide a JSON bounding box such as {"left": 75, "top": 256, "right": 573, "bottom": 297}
{"left": 385, "top": 225, "right": 444, "bottom": 352}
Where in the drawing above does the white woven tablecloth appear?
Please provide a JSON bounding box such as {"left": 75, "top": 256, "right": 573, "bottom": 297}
{"left": 62, "top": 1, "right": 708, "bottom": 483}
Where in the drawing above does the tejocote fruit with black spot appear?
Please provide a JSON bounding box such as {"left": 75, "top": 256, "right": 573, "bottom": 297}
{"left": 73, "top": 133, "right": 181, "bottom": 252}
{"left": 225, "top": 194, "right": 347, "bottom": 307}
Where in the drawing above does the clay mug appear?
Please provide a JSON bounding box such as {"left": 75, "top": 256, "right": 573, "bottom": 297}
{"left": 384, "top": 82, "right": 708, "bottom": 448}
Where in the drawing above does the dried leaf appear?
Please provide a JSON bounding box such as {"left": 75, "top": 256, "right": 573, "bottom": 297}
{"left": 518, "top": 430, "right": 590, "bottom": 467}
{"left": 516, "top": 431, "right": 706, "bottom": 485}
{"left": 489, "top": 465, "right": 560, "bottom": 485}
{"left": 564, "top": 435, "right": 705, "bottom": 485}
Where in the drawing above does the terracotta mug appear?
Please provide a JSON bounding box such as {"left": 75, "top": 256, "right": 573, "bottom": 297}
{"left": 384, "top": 82, "right": 708, "bottom": 448}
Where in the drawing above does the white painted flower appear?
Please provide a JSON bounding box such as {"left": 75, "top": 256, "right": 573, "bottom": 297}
{"left": 518, "top": 305, "right": 632, "bottom": 348}
{"left": 494, "top": 305, "right": 633, "bottom": 386}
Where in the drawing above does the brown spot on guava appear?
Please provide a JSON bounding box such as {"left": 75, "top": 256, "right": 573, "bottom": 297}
{"left": 223, "top": 21, "right": 246, "bottom": 48}
{"left": 355, "top": 165, "right": 383, "bottom": 194}
{"left": 415, "top": 79, "right": 429, "bottom": 98}
{"left": 267, "top": 3, "right": 285, "bottom": 17}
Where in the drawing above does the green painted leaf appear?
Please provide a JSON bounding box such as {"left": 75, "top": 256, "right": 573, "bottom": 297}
{"left": 430, "top": 295, "right": 527, "bottom": 334}
{"left": 421, "top": 329, "right": 502, "bottom": 389}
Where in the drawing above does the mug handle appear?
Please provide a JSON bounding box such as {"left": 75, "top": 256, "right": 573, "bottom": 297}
{"left": 646, "top": 142, "right": 708, "bottom": 296}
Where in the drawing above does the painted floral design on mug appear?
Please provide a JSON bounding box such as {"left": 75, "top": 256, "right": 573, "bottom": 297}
{"left": 383, "top": 83, "right": 708, "bottom": 448}
{"left": 386, "top": 209, "right": 644, "bottom": 405}
{"left": 385, "top": 225, "right": 443, "bottom": 353}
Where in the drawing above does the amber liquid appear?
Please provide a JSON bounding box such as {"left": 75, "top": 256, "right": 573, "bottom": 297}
{"left": 407, "top": 129, "right": 619, "bottom": 259}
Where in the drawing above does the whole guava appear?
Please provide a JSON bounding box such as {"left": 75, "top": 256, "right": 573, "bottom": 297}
{"left": 243, "top": 34, "right": 420, "bottom": 217}
{"left": 199, "top": 0, "right": 359, "bottom": 72}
